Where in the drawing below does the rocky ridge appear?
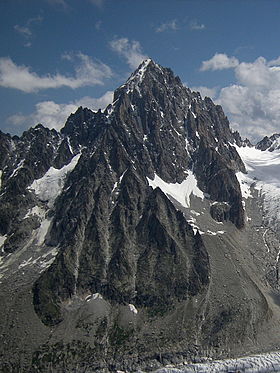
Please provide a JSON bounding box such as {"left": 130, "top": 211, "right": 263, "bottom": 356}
{"left": 0, "top": 59, "right": 280, "bottom": 372}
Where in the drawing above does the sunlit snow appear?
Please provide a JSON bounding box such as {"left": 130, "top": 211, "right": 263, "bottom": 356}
{"left": 24, "top": 205, "right": 45, "bottom": 219}
{"left": 128, "top": 304, "right": 138, "bottom": 314}
{"left": 29, "top": 153, "right": 81, "bottom": 207}
{"left": 147, "top": 171, "right": 204, "bottom": 208}
{"left": 86, "top": 293, "right": 103, "bottom": 302}
{"left": 36, "top": 218, "right": 52, "bottom": 245}
{"left": 236, "top": 145, "right": 280, "bottom": 229}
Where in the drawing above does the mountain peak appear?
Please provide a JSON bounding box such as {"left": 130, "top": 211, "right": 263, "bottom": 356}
{"left": 256, "top": 133, "right": 280, "bottom": 151}
{"left": 125, "top": 58, "right": 157, "bottom": 87}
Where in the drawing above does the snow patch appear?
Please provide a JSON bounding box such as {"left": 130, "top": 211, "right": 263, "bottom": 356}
{"left": 85, "top": 293, "right": 103, "bottom": 302}
{"left": 128, "top": 304, "right": 138, "bottom": 314}
{"left": 206, "top": 230, "right": 225, "bottom": 236}
{"left": 29, "top": 153, "right": 81, "bottom": 207}
{"left": 0, "top": 235, "right": 7, "bottom": 252}
{"left": 36, "top": 218, "right": 52, "bottom": 245}
{"left": 112, "top": 170, "right": 127, "bottom": 194}
{"left": 126, "top": 59, "right": 152, "bottom": 94}
{"left": 147, "top": 171, "right": 204, "bottom": 208}
{"left": 190, "top": 210, "right": 201, "bottom": 216}
{"left": 24, "top": 205, "right": 45, "bottom": 219}
{"left": 10, "top": 159, "right": 24, "bottom": 178}
{"left": 236, "top": 172, "right": 253, "bottom": 199}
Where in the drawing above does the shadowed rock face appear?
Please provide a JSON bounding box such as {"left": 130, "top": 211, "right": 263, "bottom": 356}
{"left": 3, "top": 59, "right": 275, "bottom": 373}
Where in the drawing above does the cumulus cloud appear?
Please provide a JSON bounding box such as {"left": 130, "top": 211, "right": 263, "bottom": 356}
{"left": 189, "top": 20, "right": 205, "bottom": 30}
{"left": 200, "top": 53, "right": 239, "bottom": 71}
{"left": 110, "top": 38, "right": 148, "bottom": 70}
{"left": 7, "top": 91, "right": 114, "bottom": 131}
{"left": 203, "top": 54, "right": 280, "bottom": 141}
{"left": 0, "top": 53, "right": 112, "bottom": 93}
{"left": 156, "top": 20, "right": 178, "bottom": 33}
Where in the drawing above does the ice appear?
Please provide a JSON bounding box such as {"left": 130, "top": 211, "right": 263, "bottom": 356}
{"left": 147, "top": 171, "right": 204, "bottom": 208}
{"left": 145, "top": 351, "right": 280, "bottom": 372}
{"left": 29, "top": 153, "right": 81, "bottom": 207}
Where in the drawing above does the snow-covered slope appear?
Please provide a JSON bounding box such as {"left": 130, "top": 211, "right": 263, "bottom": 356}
{"left": 147, "top": 171, "right": 204, "bottom": 208}
{"left": 236, "top": 145, "right": 280, "bottom": 231}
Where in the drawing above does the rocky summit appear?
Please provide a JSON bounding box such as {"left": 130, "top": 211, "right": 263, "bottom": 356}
{"left": 1, "top": 59, "right": 280, "bottom": 372}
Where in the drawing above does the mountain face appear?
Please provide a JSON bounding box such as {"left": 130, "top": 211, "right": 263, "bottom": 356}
{"left": 1, "top": 59, "right": 280, "bottom": 372}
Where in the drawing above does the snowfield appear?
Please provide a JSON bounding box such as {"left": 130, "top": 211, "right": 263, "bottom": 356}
{"left": 28, "top": 153, "right": 81, "bottom": 208}
{"left": 147, "top": 171, "right": 204, "bottom": 208}
{"left": 236, "top": 145, "right": 280, "bottom": 230}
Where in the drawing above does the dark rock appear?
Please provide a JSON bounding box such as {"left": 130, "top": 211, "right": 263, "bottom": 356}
{"left": 256, "top": 133, "right": 280, "bottom": 151}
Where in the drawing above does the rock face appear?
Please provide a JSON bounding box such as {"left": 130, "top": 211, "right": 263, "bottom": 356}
{"left": 256, "top": 133, "right": 280, "bottom": 151}
{"left": 0, "top": 59, "right": 279, "bottom": 373}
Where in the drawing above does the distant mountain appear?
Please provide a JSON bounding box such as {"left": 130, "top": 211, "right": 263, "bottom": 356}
{"left": 256, "top": 133, "right": 280, "bottom": 151}
{"left": 1, "top": 59, "right": 280, "bottom": 373}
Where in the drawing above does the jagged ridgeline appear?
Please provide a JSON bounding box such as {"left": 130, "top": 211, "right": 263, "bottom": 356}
{"left": 0, "top": 59, "right": 278, "bottom": 373}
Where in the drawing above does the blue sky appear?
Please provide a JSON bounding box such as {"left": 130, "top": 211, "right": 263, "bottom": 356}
{"left": 1, "top": 0, "right": 280, "bottom": 142}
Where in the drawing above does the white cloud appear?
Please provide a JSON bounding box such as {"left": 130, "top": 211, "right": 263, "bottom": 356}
{"left": 207, "top": 55, "right": 280, "bottom": 142}
{"left": 14, "top": 15, "right": 43, "bottom": 47}
{"left": 14, "top": 25, "right": 32, "bottom": 38}
{"left": 235, "top": 57, "right": 280, "bottom": 89}
{"left": 200, "top": 53, "right": 239, "bottom": 71}
{"left": 189, "top": 20, "right": 205, "bottom": 30}
{"left": 7, "top": 91, "right": 114, "bottom": 131}
{"left": 0, "top": 53, "right": 112, "bottom": 93}
{"left": 156, "top": 20, "right": 178, "bottom": 33}
{"left": 110, "top": 38, "right": 148, "bottom": 70}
